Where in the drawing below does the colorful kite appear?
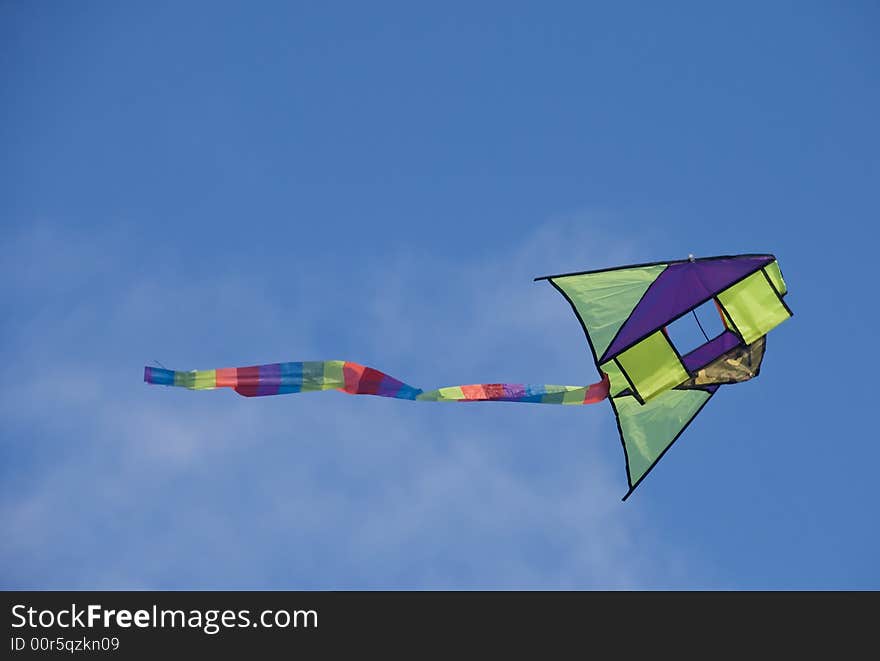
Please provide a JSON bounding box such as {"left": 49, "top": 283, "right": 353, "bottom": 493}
{"left": 144, "top": 253, "right": 791, "bottom": 498}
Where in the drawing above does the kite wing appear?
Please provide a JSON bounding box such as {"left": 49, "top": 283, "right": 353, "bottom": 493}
{"left": 539, "top": 254, "right": 790, "bottom": 498}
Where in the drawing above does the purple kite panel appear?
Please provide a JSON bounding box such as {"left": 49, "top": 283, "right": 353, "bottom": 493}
{"left": 599, "top": 256, "right": 772, "bottom": 362}
{"left": 682, "top": 330, "right": 741, "bottom": 372}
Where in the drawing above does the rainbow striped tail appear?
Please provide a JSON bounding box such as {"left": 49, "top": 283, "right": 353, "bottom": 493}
{"left": 144, "top": 361, "right": 610, "bottom": 405}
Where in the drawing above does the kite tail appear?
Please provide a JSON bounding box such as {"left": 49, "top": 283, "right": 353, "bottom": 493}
{"left": 144, "top": 361, "right": 610, "bottom": 405}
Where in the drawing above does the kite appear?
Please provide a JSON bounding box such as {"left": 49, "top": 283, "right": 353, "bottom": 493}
{"left": 144, "top": 253, "right": 791, "bottom": 498}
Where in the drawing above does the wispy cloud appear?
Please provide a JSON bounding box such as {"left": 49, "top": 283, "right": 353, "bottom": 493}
{"left": 0, "top": 217, "right": 706, "bottom": 588}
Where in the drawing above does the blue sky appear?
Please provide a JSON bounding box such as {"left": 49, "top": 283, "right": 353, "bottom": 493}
{"left": 1, "top": 1, "right": 877, "bottom": 589}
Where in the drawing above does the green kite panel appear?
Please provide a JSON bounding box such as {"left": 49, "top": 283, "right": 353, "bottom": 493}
{"left": 600, "top": 360, "right": 629, "bottom": 398}
{"left": 615, "top": 388, "right": 713, "bottom": 490}
{"left": 764, "top": 260, "right": 787, "bottom": 295}
{"left": 550, "top": 264, "right": 667, "bottom": 360}
{"left": 616, "top": 331, "right": 689, "bottom": 402}
{"left": 718, "top": 271, "right": 790, "bottom": 344}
